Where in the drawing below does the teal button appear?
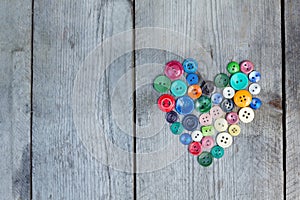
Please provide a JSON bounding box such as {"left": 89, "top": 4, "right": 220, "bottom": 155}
{"left": 195, "top": 96, "right": 212, "bottom": 113}
{"left": 153, "top": 75, "right": 171, "bottom": 93}
{"left": 170, "top": 122, "right": 184, "bottom": 135}
{"left": 230, "top": 72, "right": 248, "bottom": 90}
{"left": 197, "top": 151, "right": 213, "bottom": 167}
{"left": 210, "top": 145, "right": 224, "bottom": 159}
{"left": 170, "top": 80, "right": 187, "bottom": 97}
{"left": 214, "top": 73, "right": 229, "bottom": 88}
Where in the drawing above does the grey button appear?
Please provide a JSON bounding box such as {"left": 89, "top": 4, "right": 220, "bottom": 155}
{"left": 201, "top": 80, "right": 216, "bottom": 96}
{"left": 220, "top": 99, "right": 234, "bottom": 113}
{"left": 182, "top": 114, "right": 199, "bottom": 131}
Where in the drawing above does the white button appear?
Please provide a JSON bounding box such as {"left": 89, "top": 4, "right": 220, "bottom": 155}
{"left": 216, "top": 132, "right": 233, "bottom": 148}
{"left": 210, "top": 106, "right": 224, "bottom": 119}
{"left": 214, "top": 118, "right": 228, "bottom": 132}
{"left": 191, "top": 130, "right": 203, "bottom": 142}
{"left": 248, "top": 83, "right": 261, "bottom": 95}
{"left": 238, "top": 107, "right": 255, "bottom": 123}
{"left": 223, "top": 87, "right": 235, "bottom": 99}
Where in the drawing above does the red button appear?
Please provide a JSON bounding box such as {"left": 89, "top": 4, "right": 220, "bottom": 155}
{"left": 188, "top": 142, "right": 202, "bottom": 156}
{"left": 164, "top": 60, "right": 184, "bottom": 80}
{"left": 157, "top": 94, "right": 175, "bottom": 112}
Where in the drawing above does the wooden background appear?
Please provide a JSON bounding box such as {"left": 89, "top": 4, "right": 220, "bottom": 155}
{"left": 0, "top": 0, "right": 299, "bottom": 199}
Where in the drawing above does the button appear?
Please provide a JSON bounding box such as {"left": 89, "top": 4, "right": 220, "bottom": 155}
{"left": 214, "top": 118, "right": 228, "bottom": 132}
{"left": 188, "top": 142, "right": 202, "bottom": 156}
{"left": 201, "top": 125, "right": 214, "bottom": 136}
{"left": 227, "top": 61, "right": 240, "bottom": 74}
{"left": 164, "top": 60, "right": 184, "bottom": 80}
{"left": 211, "top": 93, "right": 223, "bottom": 104}
{"left": 216, "top": 132, "right": 233, "bottom": 148}
{"left": 250, "top": 97, "right": 262, "bottom": 110}
{"left": 157, "top": 94, "right": 175, "bottom": 112}
{"left": 165, "top": 111, "right": 178, "bottom": 123}
{"left": 170, "top": 122, "right": 184, "bottom": 135}
{"left": 187, "top": 85, "right": 202, "bottom": 99}
{"left": 175, "top": 96, "right": 194, "bottom": 115}
{"left": 199, "top": 113, "right": 213, "bottom": 126}
{"left": 191, "top": 130, "right": 203, "bottom": 142}
{"left": 233, "top": 90, "right": 252, "bottom": 108}
{"left": 153, "top": 75, "right": 171, "bottom": 93}
{"left": 220, "top": 99, "right": 234, "bottom": 113}
{"left": 182, "top": 58, "right": 198, "bottom": 73}
{"left": 182, "top": 114, "right": 199, "bottom": 131}
{"left": 197, "top": 152, "right": 213, "bottom": 167}
{"left": 223, "top": 87, "right": 235, "bottom": 99}
{"left": 228, "top": 124, "right": 241, "bottom": 136}
{"left": 248, "top": 71, "right": 261, "bottom": 83}
{"left": 214, "top": 73, "right": 229, "bottom": 88}
{"left": 238, "top": 107, "right": 255, "bottom": 123}
{"left": 179, "top": 133, "right": 193, "bottom": 145}
{"left": 201, "top": 81, "right": 216, "bottom": 96}
{"left": 201, "top": 136, "right": 214, "bottom": 149}
{"left": 240, "top": 60, "right": 254, "bottom": 74}
{"left": 248, "top": 83, "right": 261, "bottom": 95}
{"left": 195, "top": 96, "right": 212, "bottom": 113}
{"left": 230, "top": 72, "right": 249, "bottom": 90}
{"left": 226, "top": 112, "right": 239, "bottom": 125}
{"left": 210, "top": 106, "right": 224, "bottom": 119}
{"left": 210, "top": 145, "right": 224, "bottom": 159}
{"left": 186, "top": 73, "right": 199, "bottom": 85}
{"left": 170, "top": 80, "right": 187, "bottom": 97}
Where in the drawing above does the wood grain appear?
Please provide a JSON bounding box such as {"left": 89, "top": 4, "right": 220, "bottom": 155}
{"left": 135, "top": 0, "right": 283, "bottom": 199}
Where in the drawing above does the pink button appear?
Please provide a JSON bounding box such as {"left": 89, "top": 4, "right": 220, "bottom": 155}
{"left": 226, "top": 112, "right": 239, "bottom": 125}
{"left": 210, "top": 106, "right": 224, "bottom": 119}
{"left": 201, "top": 136, "right": 214, "bottom": 149}
{"left": 199, "top": 113, "right": 212, "bottom": 126}
{"left": 188, "top": 142, "right": 202, "bottom": 156}
{"left": 164, "top": 60, "right": 184, "bottom": 80}
{"left": 240, "top": 60, "right": 254, "bottom": 74}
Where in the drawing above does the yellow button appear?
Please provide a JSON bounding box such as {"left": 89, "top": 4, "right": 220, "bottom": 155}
{"left": 188, "top": 85, "right": 202, "bottom": 99}
{"left": 228, "top": 124, "right": 241, "bottom": 136}
{"left": 233, "top": 90, "right": 252, "bottom": 107}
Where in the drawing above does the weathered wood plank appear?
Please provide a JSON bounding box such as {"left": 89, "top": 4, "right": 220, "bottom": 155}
{"left": 32, "top": 0, "right": 134, "bottom": 199}
{"left": 285, "top": 0, "right": 300, "bottom": 199}
{"left": 0, "top": 0, "right": 32, "bottom": 199}
{"left": 135, "top": 0, "right": 283, "bottom": 199}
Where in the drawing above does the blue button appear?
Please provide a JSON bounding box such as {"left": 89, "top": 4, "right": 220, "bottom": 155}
{"left": 211, "top": 93, "right": 223, "bottom": 104}
{"left": 248, "top": 71, "right": 261, "bottom": 83}
{"left": 250, "top": 97, "right": 262, "bottom": 110}
{"left": 170, "top": 80, "right": 187, "bottom": 97}
{"left": 182, "top": 114, "right": 199, "bottom": 131}
{"left": 179, "top": 133, "right": 193, "bottom": 145}
{"left": 165, "top": 111, "right": 178, "bottom": 123}
{"left": 175, "top": 96, "right": 194, "bottom": 115}
{"left": 186, "top": 73, "right": 199, "bottom": 85}
{"left": 182, "top": 58, "right": 198, "bottom": 73}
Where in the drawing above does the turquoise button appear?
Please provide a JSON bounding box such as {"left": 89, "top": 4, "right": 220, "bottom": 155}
{"left": 210, "top": 145, "right": 224, "bottom": 159}
{"left": 170, "top": 80, "right": 187, "bottom": 97}
{"left": 170, "top": 122, "right": 184, "bottom": 135}
{"left": 230, "top": 72, "right": 248, "bottom": 90}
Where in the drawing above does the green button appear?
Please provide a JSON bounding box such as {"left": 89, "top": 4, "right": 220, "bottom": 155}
{"left": 230, "top": 72, "right": 248, "bottom": 90}
{"left": 195, "top": 96, "right": 212, "bottom": 113}
{"left": 214, "top": 73, "right": 229, "bottom": 88}
{"left": 201, "top": 125, "right": 214, "bottom": 136}
{"left": 210, "top": 145, "right": 224, "bottom": 159}
{"left": 197, "top": 151, "right": 213, "bottom": 167}
{"left": 227, "top": 61, "right": 240, "bottom": 74}
{"left": 170, "top": 122, "right": 184, "bottom": 135}
{"left": 153, "top": 75, "right": 171, "bottom": 93}
{"left": 170, "top": 80, "right": 187, "bottom": 97}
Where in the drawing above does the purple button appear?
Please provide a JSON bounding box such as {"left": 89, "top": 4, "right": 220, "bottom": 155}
{"left": 164, "top": 60, "right": 184, "bottom": 80}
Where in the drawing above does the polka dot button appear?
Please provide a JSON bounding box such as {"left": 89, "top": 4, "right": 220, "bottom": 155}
{"left": 214, "top": 118, "right": 228, "bottom": 132}
{"left": 186, "top": 73, "right": 199, "bottom": 85}
{"left": 188, "top": 142, "right": 202, "bottom": 156}
{"left": 182, "top": 114, "right": 199, "bottom": 131}
{"left": 187, "top": 85, "right": 202, "bottom": 99}
{"left": 153, "top": 75, "right": 171, "bottom": 93}
{"left": 210, "top": 145, "right": 224, "bottom": 159}
{"left": 195, "top": 96, "right": 212, "bottom": 113}
{"left": 197, "top": 151, "right": 213, "bottom": 167}
{"left": 175, "top": 96, "right": 194, "bottom": 115}
{"left": 170, "top": 122, "right": 184, "bottom": 135}
{"left": 220, "top": 99, "right": 234, "bottom": 113}
{"left": 223, "top": 87, "right": 235, "bottom": 99}
{"left": 165, "top": 111, "right": 178, "bottom": 123}
{"left": 201, "top": 125, "right": 214, "bottom": 136}
{"left": 170, "top": 80, "right": 187, "bottom": 97}
{"left": 227, "top": 61, "right": 240, "bottom": 74}
{"left": 201, "top": 136, "right": 214, "bottom": 149}
{"left": 211, "top": 93, "right": 223, "bottom": 104}
{"left": 164, "top": 60, "right": 184, "bottom": 80}
{"left": 216, "top": 132, "right": 233, "bottom": 148}
{"left": 191, "top": 130, "right": 203, "bottom": 142}
{"left": 228, "top": 124, "right": 241, "bottom": 136}
{"left": 210, "top": 106, "right": 224, "bottom": 119}
{"left": 248, "top": 83, "right": 261, "bottom": 95}
{"left": 183, "top": 58, "right": 198, "bottom": 73}
{"left": 180, "top": 133, "right": 193, "bottom": 145}
{"left": 230, "top": 72, "right": 249, "bottom": 90}
{"left": 248, "top": 70, "right": 261, "bottom": 83}
{"left": 226, "top": 112, "right": 239, "bottom": 125}
{"left": 201, "top": 81, "right": 216, "bottom": 96}
{"left": 239, "top": 107, "right": 255, "bottom": 123}
{"left": 214, "top": 73, "right": 229, "bottom": 88}
{"left": 233, "top": 90, "right": 252, "bottom": 108}
{"left": 250, "top": 97, "right": 262, "bottom": 110}
{"left": 157, "top": 94, "right": 175, "bottom": 112}
{"left": 199, "top": 113, "right": 212, "bottom": 126}
{"left": 240, "top": 60, "right": 254, "bottom": 74}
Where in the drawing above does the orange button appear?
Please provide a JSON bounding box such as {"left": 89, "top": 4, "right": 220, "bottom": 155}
{"left": 188, "top": 85, "right": 202, "bottom": 99}
{"left": 233, "top": 90, "right": 252, "bottom": 107}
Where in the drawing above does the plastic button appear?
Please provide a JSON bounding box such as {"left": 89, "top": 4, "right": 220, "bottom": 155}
{"left": 186, "top": 73, "right": 199, "bottom": 85}
{"left": 165, "top": 111, "right": 178, "bottom": 123}
{"left": 240, "top": 60, "right": 254, "bottom": 74}
{"left": 153, "top": 75, "right": 171, "bottom": 93}
{"left": 216, "top": 132, "right": 233, "bottom": 148}
{"left": 201, "top": 81, "right": 216, "bottom": 96}
{"left": 187, "top": 85, "right": 202, "bottom": 99}
{"left": 210, "top": 106, "right": 224, "bottom": 119}
{"left": 179, "top": 133, "right": 193, "bottom": 145}
{"left": 211, "top": 93, "right": 223, "bottom": 104}
{"left": 197, "top": 152, "right": 213, "bottom": 167}
{"left": 228, "top": 124, "right": 241, "bottom": 136}
{"left": 210, "top": 145, "right": 224, "bottom": 159}
{"left": 227, "top": 61, "right": 240, "bottom": 74}
{"left": 201, "top": 136, "right": 214, "bottom": 149}
{"left": 239, "top": 107, "right": 255, "bottom": 123}
{"left": 214, "top": 73, "right": 229, "bottom": 88}
{"left": 250, "top": 97, "right": 262, "bottom": 110}
{"left": 195, "top": 96, "right": 212, "bottom": 113}
{"left": 191, "top": 130, "right": 203, "bottom": 142}
{"left": 188, "top": 142, "right": 202, "bottom": 156}
{"left": 223, "top": 87, "right": 235, "bottom": 99}
{"left": 199, "top": 113, "right": 213, "bottom": 126}
{"left": 226, "top": 112, "right": 239, "bottom": 125}
{"left": 214, "top": 118, "right": 228, "bottom": 132}
{"left": 182, "top": 114, "right": 199, "bottom": 131}
{"left": 170, "top": 122, "right": 184, "bottom": 135}
{"left": 170, "top": 80, "right": 187, "bottom": 97}
{"left": 233, "top": 90, "right": 252, "bottom": 108}
{"left": 164, "top": 60, "right": 184, "bottom": 80}
{"left": 182, "top": 58, "right": 198, "bottom": 73}
{"left": 248, "top": 83, "right": 261, "bottom": 95}
{"left": 201, "top": 125, "right": 214, "bottom": 136}
{"left": 248, "top": 70, "right": 261, "bottom": 83}
{"left": 220, "top": 99, "right": 234, "bottom": 113}
{"left": 175, "top": 96, "right": 194, "bottom": 115}
{"left": 157, "top": 94, "right": 175, "bottom": 112}
{"left": 230, "top": 72, "right": 248, "bottom": 90}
